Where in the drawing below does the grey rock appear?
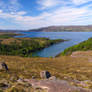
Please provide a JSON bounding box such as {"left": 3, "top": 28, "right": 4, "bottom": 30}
{"left": 0, "top": 80, "right": 10, "bottom": 89}
{"left": 32, "top": 76, "right": 36, "bottom": 79}
{"left": 17, "top": 78, "right": 24, "bottom": 83}
{"left": 24, "top": 79, "right": 92, "bottom": 92}
{"left": 49, "top": 76, "right": 56, "bottom": 80}
{"left": 40, "top": 71, "right": 51, "bottom": 79}
{"left": 0, "top": 62, "right": 8, "bottom": 71}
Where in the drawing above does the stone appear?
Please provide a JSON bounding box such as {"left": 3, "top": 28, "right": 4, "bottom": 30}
{"left": 40, "top": 71, "right": 51, "bottom": 79}
{"left": 0, "top": 79, "right": 10, "bottom": 89}
{"left": 0, "top": 83, "right": 8, "bottom": 89}
{"left": 32, "top": 76, "right": 36, "bottom": 79}
{"left": 17, "top": 78, "right": 24, "bottom": 83}
{"left": 49, "top": 76, "right": 56, "bottom": 80}
{"left": 24, "top": 79, "right": 92, "bottom": 92}
{"left": 0, "top": 62, "right": 8, "bottom": 71}
{"left": 10, "top": 75, "right": 19, "bottom": 82}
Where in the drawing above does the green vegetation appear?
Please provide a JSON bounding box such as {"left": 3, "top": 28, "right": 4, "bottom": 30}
{"left": 0, "top": 33, "right": 92, "bottom": 91}
{"left": 61, "top": 38, "right": 92, "bottom": 55}
{"left": 0, "top": 33, "right": 19, "bottom": 39}
{"left": 0, "top": 36, "right": 64, "bottom": 57}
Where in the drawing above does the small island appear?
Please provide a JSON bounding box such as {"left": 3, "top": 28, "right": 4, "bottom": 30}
{"left": 0, "top": 32, "right": 65, "bottom": 57}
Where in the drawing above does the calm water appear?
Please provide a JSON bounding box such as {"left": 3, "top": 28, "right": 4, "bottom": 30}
{"left": 16, "top": 32, "right": 92, "bottom": 57}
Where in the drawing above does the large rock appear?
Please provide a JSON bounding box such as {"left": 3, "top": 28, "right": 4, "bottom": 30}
{"left": 49, "top": 76, "right": 56, "bottom": 80}
{"left": 0, "top": 79, "right": 10, "bottom": 89}
{"left": 40, "top": 71, "right": 51, "bottom": 79}
{"left": 0, "top": 62, "right": 8, "bottom": 71}
{"left": 24, "top": 79, "right": 92, "bottom": 92}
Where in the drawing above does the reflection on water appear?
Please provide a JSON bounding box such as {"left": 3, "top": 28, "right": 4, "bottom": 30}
{"left": 16, "top": 32, "right": 92, "bottom": 57}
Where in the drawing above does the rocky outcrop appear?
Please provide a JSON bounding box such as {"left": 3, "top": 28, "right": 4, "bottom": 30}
{"left": 40, "top": 71, "right": 51, "bottom": 79}
{"left": 23, "top": 71, "right": 92, "bottom": 92}
{"left": 24, "top": 78, "right": 92, "bottom": 92}
{"left": 0, "top": 62, "right": 8, "bottom": 71}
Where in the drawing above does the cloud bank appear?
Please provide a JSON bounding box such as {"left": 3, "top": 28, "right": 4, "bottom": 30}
{"left": 0, "top": 0, "right": 92, "bottom": 29}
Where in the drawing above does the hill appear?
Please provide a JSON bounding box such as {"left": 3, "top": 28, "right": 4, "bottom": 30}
{"left": 0, "top": 33, "right": 91, "bottom": 91}
{"left": 1, "top": 25, "right": 92, "bottom": 32}
{"left": 0, "top": 55, "right": 92, "bottom": 91}
{"left": 60, "top": 37, "right": 92, "bottom": 56}
{"left": 29, "top": 25, "right": 92, "bottom": 32}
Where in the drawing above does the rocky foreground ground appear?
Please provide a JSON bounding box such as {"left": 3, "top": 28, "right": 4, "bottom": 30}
{"left": 23, "top": 78, "right": 92, "bottom": 92}
{"left": 0, "top": 52, "right": 92, "bottom": 92}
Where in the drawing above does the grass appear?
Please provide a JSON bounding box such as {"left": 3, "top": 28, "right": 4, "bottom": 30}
{"left": 0, "top": 33, "right": 20, "bottom": 39}
{"left": 0, "top": 34, "right": 65, "bottom": 57}
{"left": 60, "top": 37, "right": 92, "bottom": 56}
{"left": 0, "top": 55, "right": 92, "bottom": 91}
{"left": 0, "top": 32, "right": 91, "bottom": 91}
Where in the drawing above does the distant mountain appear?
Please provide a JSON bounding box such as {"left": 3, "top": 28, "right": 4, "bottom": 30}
{"left": 1, "top": 25, "right": 92, "bottom": 32}
{"left": 0, "top": 30, "right": 24, "bottom": 33}
{"left": 29, "top": 25, "right": 92, "bottom": 32}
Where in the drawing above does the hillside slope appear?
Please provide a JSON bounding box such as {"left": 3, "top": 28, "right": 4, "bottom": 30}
{"left": 29, "top": 25, "right": 92, "bottom": 32}
{"left": 61, "top": 38, "right": 92, "bottom": 56}
{"left": 0, "top": 54, "right": 92, "bottom": 91}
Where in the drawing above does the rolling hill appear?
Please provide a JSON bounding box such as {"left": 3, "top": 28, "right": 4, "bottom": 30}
{"left": 29, "top": 25, "right": 92, "bottom": 32}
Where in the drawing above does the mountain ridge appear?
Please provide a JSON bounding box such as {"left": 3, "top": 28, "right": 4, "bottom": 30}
{"left": 1, "top": 25, "right": 92, "bottom": 32}
{"left": 29, "top": 25, "right": 92, "bottom": 32}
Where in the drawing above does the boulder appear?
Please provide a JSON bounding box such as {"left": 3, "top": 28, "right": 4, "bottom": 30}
{"left": 49, "top": 76, "right": 56, "bottom": 80}
{"left": 32, "top": 76, "right": 36, "bottom": 79}
{"left": 2, "top": 62, "right": 9, "bottom": 71}
{"left": 40, "top": 71, "right": 51, "bottom": 79}
{"left": 0, "top": 79, "right": 10, "bottom": 89}
{"left": 24, "top": 79, "right": 92, "bottom": 92}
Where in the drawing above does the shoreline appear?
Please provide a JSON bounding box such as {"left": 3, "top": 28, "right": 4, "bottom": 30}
{"left": 0, "top": 32, "right": 66, "bottom": 57}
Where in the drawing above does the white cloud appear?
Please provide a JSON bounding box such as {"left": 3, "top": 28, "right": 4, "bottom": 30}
{"left": 37, "top": 0, "right": 67, "bottom": 10}
{"left": 37, "top": 0, "right": 92, "bottom": 10}
{"left": 0, "top": 4, "right": 91, "bottom": 29}
{"left": 8, "top": 0, "right": 21, "bottom": 12}
{"left": 0, "top": 0, "right": 92, "bottom": 29}
{"left": 0, "top": 10, "right": 2, "bottom": 13}
{"left": 72, "top": 0, "right": 92, "bottom": 5}
{"left": 16, "top": 11, "right": 26, "bottom": 15}
{"left": 0, "top": 0, "right": 21, "bottom": 13}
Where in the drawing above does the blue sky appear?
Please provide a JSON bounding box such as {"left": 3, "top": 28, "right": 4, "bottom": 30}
{"left": 0, "top": 0, "right": 92, "bottom": 30}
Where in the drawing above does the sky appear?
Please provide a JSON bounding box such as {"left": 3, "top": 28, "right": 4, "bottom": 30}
{"left": 0, "top": 0, "right": 92, "bottom": 30}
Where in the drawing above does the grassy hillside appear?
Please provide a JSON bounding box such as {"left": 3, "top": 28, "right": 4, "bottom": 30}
{"left": 0, "top": 55, "right": 92, "bottom": 91}
{"left": 29, "top": 25, "right": 92, "bottom": 32}
{"left": 0, "top": 33, "right": 91, "bottom": 91}
{"left": 60, "top": 38, "right": 92, "bottom": 56}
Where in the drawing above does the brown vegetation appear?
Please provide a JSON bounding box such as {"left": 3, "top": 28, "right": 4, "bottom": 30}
{"left": 0, "top": 53, "right": 92, "bottom": 91}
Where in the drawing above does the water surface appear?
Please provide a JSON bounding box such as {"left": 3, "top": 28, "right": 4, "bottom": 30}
{"left": 16, "top": 32, "right": 92, "bottom": 57}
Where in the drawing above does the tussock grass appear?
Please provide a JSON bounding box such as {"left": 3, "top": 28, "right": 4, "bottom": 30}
{"left": 0, "top": 55, "right": 91, "bottom": 81}
{"left": 0, "top": 55, "right": 92, "bottom": 91}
